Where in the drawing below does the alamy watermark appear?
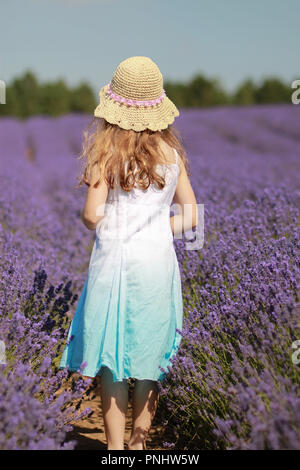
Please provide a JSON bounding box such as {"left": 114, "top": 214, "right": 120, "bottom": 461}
{"left": 0, "top": 80, "right": 6, "bottom": 104}
{"left": 92, "top": 202, "right": 204, "bottom": 251}
{"left": 172, "top": 203, "right": 204, "bottom": 250}
{"left": 291, "top": 340, "right": 300, "bottom": 365}
{"left": 291, "top": 80, "right": 300, "bottom": 104}
{"left": 0, "top": 340, "right": 6, "bottom": 365}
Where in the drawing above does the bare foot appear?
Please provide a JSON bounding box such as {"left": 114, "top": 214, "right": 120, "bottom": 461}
{"left": 128, "top": 444, "right": 144, "bottom": 450}
{"left": 128, "top": 439, "right": 146, "bottom": 450}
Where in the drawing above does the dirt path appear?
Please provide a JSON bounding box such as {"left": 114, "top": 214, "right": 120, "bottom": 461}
{"left": 65, "top": 378, "right": 165, "bottom": 450}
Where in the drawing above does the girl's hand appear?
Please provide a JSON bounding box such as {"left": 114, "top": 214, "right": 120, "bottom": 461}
{"left": 170, "top": 154, "right": 198, "bottom": 235}
{"left": 81, "top": 165, "right": 109, "bottom": 230}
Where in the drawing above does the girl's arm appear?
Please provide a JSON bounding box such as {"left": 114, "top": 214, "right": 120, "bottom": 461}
{"left": 81, "top": 166, "right": 109, "bottom": 231}
{"left": 170, "top": 155, "right": 198, "bottom": 236}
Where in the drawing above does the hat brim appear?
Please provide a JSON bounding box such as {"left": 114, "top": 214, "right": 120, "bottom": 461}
{"left": 94, "top": 84, "right": 179, "bottom": 132}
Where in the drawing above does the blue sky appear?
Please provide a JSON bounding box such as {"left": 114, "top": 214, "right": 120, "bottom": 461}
{"left": 1, "top": 0, "right": 299, "bottom": 93}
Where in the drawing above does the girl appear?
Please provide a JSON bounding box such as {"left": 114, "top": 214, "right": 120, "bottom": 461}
{"left": 59, "top": 56, "right": 198, "bottom": 450}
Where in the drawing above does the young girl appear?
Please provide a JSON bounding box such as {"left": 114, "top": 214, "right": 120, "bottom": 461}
{"left": 59, "top": 56, "right": 198, "bottom": 450}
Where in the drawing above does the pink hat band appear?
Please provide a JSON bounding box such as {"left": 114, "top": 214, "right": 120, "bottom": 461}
{"left": 106, "top": 81, "right": 166, "bottom": 107}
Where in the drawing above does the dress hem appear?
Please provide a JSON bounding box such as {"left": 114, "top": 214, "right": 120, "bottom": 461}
{"left": 58, "top": 362, "right": 167, "bottom": 383}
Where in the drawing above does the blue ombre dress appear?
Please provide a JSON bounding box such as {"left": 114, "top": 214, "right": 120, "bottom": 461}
{"left": 59, "top": 148, "right": 183, "bottom": 382}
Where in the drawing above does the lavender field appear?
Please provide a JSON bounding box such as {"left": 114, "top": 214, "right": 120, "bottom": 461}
{"left": 0, "top": 104, "right": 300, "bottom": 450}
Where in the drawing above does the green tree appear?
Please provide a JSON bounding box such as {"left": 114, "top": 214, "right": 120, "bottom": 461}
{"left": 39, "top": 79, "right": 71, "bottom": 116}
{"left": 185, "top": 74, "right": 229, "bottom": 107}
{"left": 164, "top": 81, "right": 187, "bottom": 108}
{"left": 9, "top": 70, "right": 40, "bottom": 118}
{"left": 70, "top": 82, "right": 97, "bottom": 113}
{"left": 233, "top": 79, "right": 256, "bottom": 105}
{"left": 255, "top": 77, "right": 291, "bottom": 104}
{"left": 0, "top": 85, "right": 19, "bottom": 116}
{"left": 0, "top": 70, "right": 295, "bottom": 118}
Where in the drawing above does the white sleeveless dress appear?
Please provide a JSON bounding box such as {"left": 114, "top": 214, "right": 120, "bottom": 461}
{"left": 59, "top": 148, "right": 183, "bottom": 382}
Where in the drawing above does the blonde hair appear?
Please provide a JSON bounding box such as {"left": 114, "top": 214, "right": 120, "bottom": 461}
{"left": 77, "top": 117, "right": 189, "bottom": 191}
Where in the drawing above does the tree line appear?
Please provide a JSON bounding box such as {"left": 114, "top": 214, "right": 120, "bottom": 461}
{"left": 0, "top": 70, "right": 295, "bottom": 118}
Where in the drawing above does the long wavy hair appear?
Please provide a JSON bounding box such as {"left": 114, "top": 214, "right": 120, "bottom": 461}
{"left": 77, "top": 117, "right": 189, "bottom": 191}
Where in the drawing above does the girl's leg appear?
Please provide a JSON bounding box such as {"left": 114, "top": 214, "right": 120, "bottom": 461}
{"left": 100, "top": 366, "right": 129, "bottom": 450}
{"left": 128, "top": 379, "right": 159, "bottom": 450}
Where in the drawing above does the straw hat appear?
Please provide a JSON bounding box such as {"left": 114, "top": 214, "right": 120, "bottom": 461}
{"left": 94, "top": 56, "right": 179, "bottom": 132}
